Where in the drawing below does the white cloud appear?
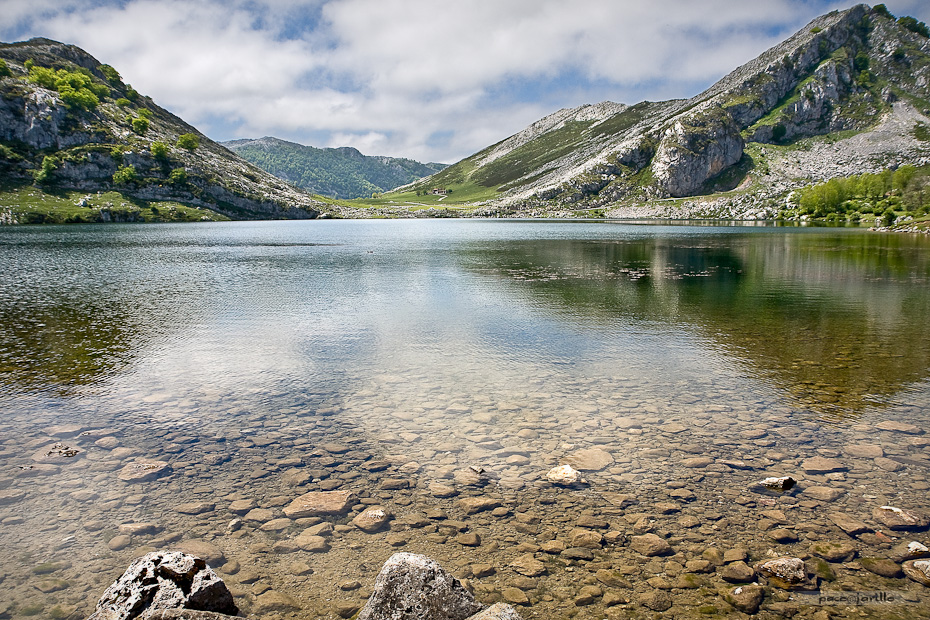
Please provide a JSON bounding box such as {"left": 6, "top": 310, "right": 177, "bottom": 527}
{"left": 4, "top": 0, "right": 929, "bottom": 163}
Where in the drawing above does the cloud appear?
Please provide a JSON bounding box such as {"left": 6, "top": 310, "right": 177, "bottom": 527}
{"left": 3, "top": 0, "right": 929, "bottom": 163}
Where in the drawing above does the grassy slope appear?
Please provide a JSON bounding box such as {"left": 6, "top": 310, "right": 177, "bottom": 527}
{"left": 0, "top": 181, "right": 229, "bottom": 224}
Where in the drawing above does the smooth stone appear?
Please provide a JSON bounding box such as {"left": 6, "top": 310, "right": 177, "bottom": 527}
{"left": 872, "top": 506, "right": 930, "bottom": 531}
{"left": 117, "top": 460, "right": 170, "bottom": 483}
{"left": 563, "top": 448, "right": 614, "bottom": 471}
{"left": 810, "top": 541, "right": 857, "bottom": 562}
{"left": 108, "top": 535, "right": 132, "bottom": 551}
{"left": 903, "top": 560, "right": 930, "bottom": 586}
{"left": 294, "top": 532, "right": 330, "bottom": 552}
{"left": 720, "top": 561, "right": 755, "bottom": 583}
{"left": 429, "top": 483, "right": 458, "bottom": 498}
{"left": 229, "top": 499, "right": 257, "bottom": 514}
{"left": 801, "top": 456, "right": 846, "bottom": 474}
{"left": 569, "top": 529, "right": 603, "bottom": 549}
{"left": 561, "top": 547, "right": 595, "bottom": 561}
{"left": 95, "top": 436, "right": 120, "bottom": 450}
{"left": 253, "top": 590, "right": 302, "bottom": 613}
{"left": 769, "top": 528, "right": 799, "bottom": 543}
{"left": 573, "top": 585, "right": 602, "bottom": 606}
{"left": 723, "top": 585, "right": 764, "bottom": 614}
{"left": 827, "top": 512, "right": 871, "bottom": 535}
{"left": 284, "top": 490, "right": 356, "bottom": 518}
{"left": 511, "top": 554, "right": 546, "bottom": 577}
{"left": 595, "top": 569, "right": 630, "bottom": 588}
{"left": 859, "top": 557, "right": 904, "bottom": 578}
{"left": 844, "top": 444, "right": 883, "bottom": 458}
{"left": 353, "top": 507, "right": 393, "bottom": 533}
{"left": 804, "top": 486, "right": 844, "bottom": 502}
{"left": 259, "top": 518, "right": 293, "bottom": 532}
{"left": 356, "top": 553, "right": 483, "bottom": 620}
{"left": 637, "top": 590, "right": 672, "bottom": 612}
{"left": 243, "top": 508, "right": 274, "bottom": 522}
{"left": 875, "top": 421, "right": 922, "bottom": 434}
{"left": 874, "top": 457, "right": 904, "bottom": 472}
{"left": 682, "top": 457, "right": 713, "bottom": 468}
{"left": 458, "top": 497, "right": 501, "bottom": 515}
{"left": 177, "top": 502, "right": 215, "bottom": 515}
{"left": 545, "top": 464, "right": 580, "bottom": 485}
{"left": 501, "top": 587, "right": 529, "bottom": 605}
{"left": 630, "top": 533, "right": 672, "bottom": 557}
{"left": 456, "top": 532, "right": 481, "bottom": 547}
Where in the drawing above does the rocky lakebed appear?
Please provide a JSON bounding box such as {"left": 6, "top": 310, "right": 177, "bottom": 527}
{"left": 1, "top": 377, "right": 929, "bottom": 620}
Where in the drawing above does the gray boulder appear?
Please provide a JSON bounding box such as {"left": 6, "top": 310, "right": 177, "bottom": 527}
{"left": 358, "top": 553, "right": 510, "bottom": 620}
{"left": 87, "top": 551, "right": 237, "bottom": 620}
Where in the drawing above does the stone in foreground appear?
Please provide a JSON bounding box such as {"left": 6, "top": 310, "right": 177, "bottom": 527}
{"left": 87, "top": 551, "right": 237, "bottom": 620}
{"left": 356, "top": 553, "right": 483, "bottom": 620}
{"left": 903, "top": 560, "right": 930, "bottom": 587}
{"left": 546, "top": 464, "right": 580, "bottom": 485}
{"left": 756, "top": 557, "right": 807, "bottom": 589}
{"left": 872, "top": 506, "right": 930, "bottom": 531}
{"left": 283, "top": 490, "right": 356, "bottom": 518}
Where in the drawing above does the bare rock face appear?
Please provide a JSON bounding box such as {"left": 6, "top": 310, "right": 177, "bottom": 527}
{"left": 86, "top": 551, "right": 237, "bottom": 620}
{"left": 357, "top": 553, "right": 483, "bottom": 620}
{"left": 651, "top": 109, "right": 744, "bottom": 197}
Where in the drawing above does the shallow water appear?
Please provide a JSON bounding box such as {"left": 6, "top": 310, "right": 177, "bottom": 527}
{"left": 1, "top": 220, "right": 929, "bottom": 619}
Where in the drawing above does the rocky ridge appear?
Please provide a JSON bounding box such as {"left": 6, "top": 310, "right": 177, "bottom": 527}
{"left": 0, "top": 39, "right": 331, "bottom": 220}
{"left": 400, "top": 4, "right": 930, "bottom": 213}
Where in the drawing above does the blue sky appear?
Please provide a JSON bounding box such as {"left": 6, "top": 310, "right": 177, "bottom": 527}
{"left": 3, "top": 1, "right": 930, "bottom": 163}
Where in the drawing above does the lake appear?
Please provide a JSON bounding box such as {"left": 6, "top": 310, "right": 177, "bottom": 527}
{"left": 1, "top": 220, "right": 929, "bottom": 619}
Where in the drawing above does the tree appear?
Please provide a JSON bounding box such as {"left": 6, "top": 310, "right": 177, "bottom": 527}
{"left": 132, "top": 117, "right": 149, "bottom": 135}
{"left": 113, "top": 165, "right": 138, "bottom": 185}
{"left": 151, "top": 141, "right": 169, "bottom": 160}
{"left": 169, "top": 168, "right": 187, "bottom": 185}
{"left": 98, "top": 64, "right": 121, "bottom": 84}
{"left": 898, "top": 16, "right": 930, "bottom": 38}
{"left": 34, "top": 156, "right": 57, "bottom": 184}
{"left": 872, "top": 4, "right": 894, "bottom": 20}
{"left": 176, "top": 133, "right": 200, "bottom": 151}
{"left": 0, "top": 60, "right": 11, "bottom": 78}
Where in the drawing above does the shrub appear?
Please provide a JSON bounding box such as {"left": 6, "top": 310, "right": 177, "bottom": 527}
{"left": 125, "top": 86, "right": 139, "bottom": 102}
{"left": 24, "top": 59, "right": 34, "bottom": 70}
{"left": 151, "top": 141, "right": 169, "bottom": 159}
{"left": 176, "top": 133, "right": 199, "bottom": 151}
{"left": 115, "top": 97, "right": 132, "bottom": 107}
{"left": 853, "top": 51, "right": 870, "bottom": 72}
{"left": 26, "top": 65, "right": 108, "bottom": 110}
{"left": 898, "top": 16, "right": 930, "bottom": 38}
{"left": 0, "top": 59, "right": 11, "bottom": 78}
{"left": 137, "top": 108, "right": 153, "bottom": 120}
{"left": 110, "top": 146, "right": 125, "bottom": 162}
{"left": 98, "top": 64, "right": 121, "bottom": 84}
{"left": 33, "top": 156, "right": 58, "bottom": 183}
{"left": 881, "top": 207, "right": 897, "bottom": 226}
{"left": 169, "top": 168, "right": 187, "bottom": 185}
{"left": 873, "top": 4, "right": 893, "bottom": 19}
{"left": 113, "top": 165, "right": 137, "bottom": 185}
{"left": 772, "top": 124, "right": 787, "bottom": 142}
{"left": 811, "top": 27, "right": 822, "bottom": 34}
{"left": 131, "top": 117, "right": 149, "bottom": 135}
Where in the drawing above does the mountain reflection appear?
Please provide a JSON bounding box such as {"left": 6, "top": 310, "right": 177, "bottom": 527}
{"left": 462, "top": 231, "right": 930, "bottom": 418}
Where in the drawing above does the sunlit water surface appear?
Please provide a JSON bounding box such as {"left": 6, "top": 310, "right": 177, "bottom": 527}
{"left": 1, "top": 220, "right": 929, "bottom": 619}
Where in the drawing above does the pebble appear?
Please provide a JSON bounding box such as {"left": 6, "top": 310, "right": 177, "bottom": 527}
{"left": 803, "top": 486, "right": 843, "bottom": 501}
{"left": 117, "top": 460, "right": 170, "bottom": 482}
{"left": 352, "top": 507, "right": 393, "bottom": 533}
{"left": 859, "top": 557, "right": 904, "bottom": 578}
{"left": 284, "top": 490, "right": 356, "bottom": 518}
{"left": 720, "top": 561, "right": 755, "bottom": 583}
{"left": 511, "top": 554, "right": 546, "bottom": 577}
{"left": 545, "top": 464, "right": 580, "bottom": 485}
{"left": 903, "top": 560, "right": 930, "bottom": 586}
{"left": 458, "top": 497, "right": 501, "bottom": 515}
{"left": 637, "top": 590, "right": 672, "bottom": 612}
{"left": 107, "top": 535, "right": 131, "bottom": 551}
{"left": 756, "top": 557, "right": 806, "bottom": 588}
{"left": 724, "top": 585, "right": 764, "bottom": 614}
{"left": 502, "top": 587, "right": 529, "bottom": 605}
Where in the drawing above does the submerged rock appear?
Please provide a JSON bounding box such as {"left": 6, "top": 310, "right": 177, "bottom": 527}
{"left": 903, "top": 560, "right": 930, "bottom": 587}
{"left": 545, "top": 464, "right": 580, "bottom": 485}
{"left": 872, "top": 506, "right": 930, "bottom": 531}
{"left": 118, "top": 461, "right": 171, "bottom": 483}
{"left": 756, "top": 557, "right": 807, "bottom": 589}
{"left": 757, "top": 476, "right": 796, "bottom": 492}
{"left": 283, "top": 490, "right": 356, "bottom": 518}
{"left": 86, "top": 551, "right": 237, "bottom": 620}
{"left": 356, "top": 553, "right": 483, "bottom": 620}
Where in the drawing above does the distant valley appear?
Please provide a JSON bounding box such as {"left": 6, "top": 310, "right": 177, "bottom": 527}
{"left": 223, "top": 137, "right": 446, "bottom": 200}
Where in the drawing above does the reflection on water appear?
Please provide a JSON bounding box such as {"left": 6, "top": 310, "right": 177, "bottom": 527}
{"left": 461, "top": 231, "right": 930, "bottom": 418}
{"left": 0, "top": 221, "right": 929, "bottom": 620}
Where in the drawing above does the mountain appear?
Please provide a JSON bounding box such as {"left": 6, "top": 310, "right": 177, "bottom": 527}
{"left": 0, "top": 38, "right": 331, "bottom": 221}
{"left": 394, "top": 4, "right": 930, "bottom": 216}
{"left": 223, "top": 137, "right": 447, "bottom": 199}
